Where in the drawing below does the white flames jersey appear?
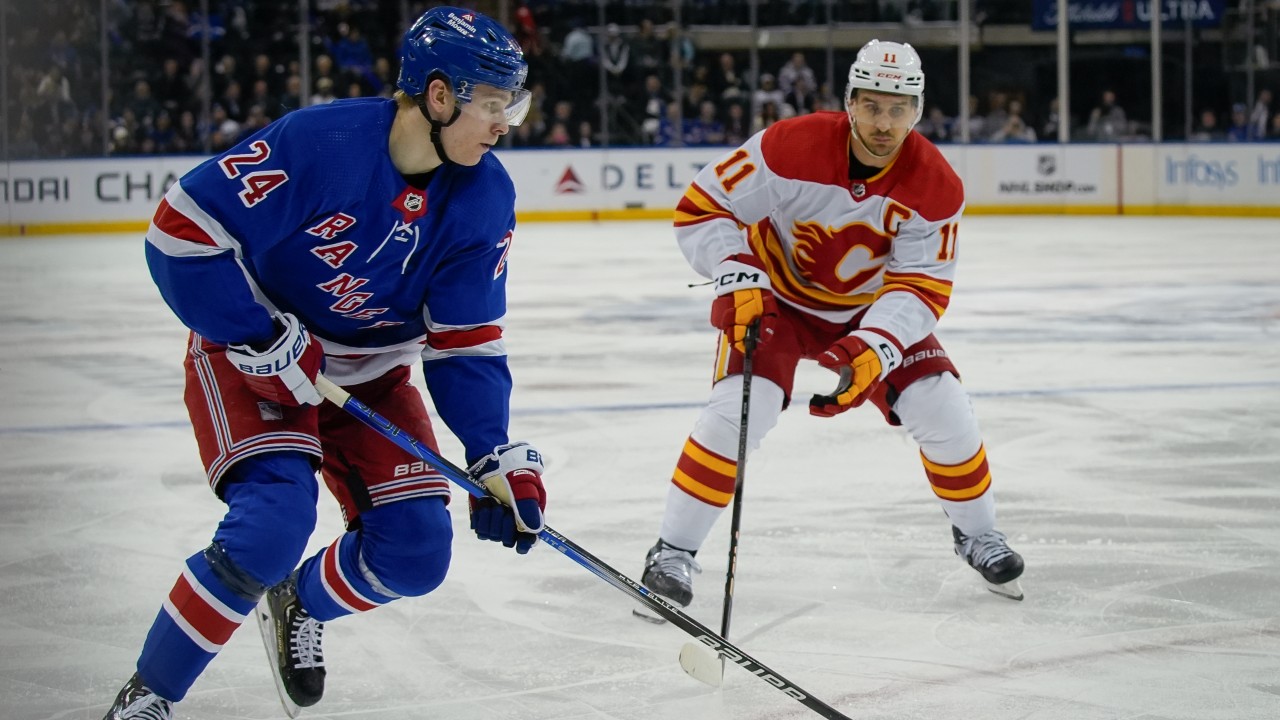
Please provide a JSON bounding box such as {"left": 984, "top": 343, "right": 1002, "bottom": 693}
{"left": 675, "top": 111, "right": 964, "bottom": 349}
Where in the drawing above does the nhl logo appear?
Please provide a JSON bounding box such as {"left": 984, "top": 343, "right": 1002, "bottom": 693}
{"left": 1037, "top": 154, "right": 1056, "bottom": 176}
{"left": 404, "top": 193, "right": 424, "bottom": 212}
{"left": 851, "top": 183, "right": 866, "bottom": 198}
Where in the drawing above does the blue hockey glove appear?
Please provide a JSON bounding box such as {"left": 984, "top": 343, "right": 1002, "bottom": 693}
{"left": 467, "top": 442, "right": 547, "bottom": 554}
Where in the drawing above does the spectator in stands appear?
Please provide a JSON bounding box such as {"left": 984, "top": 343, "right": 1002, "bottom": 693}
{"left": 35, "top": 64, "right": 76, "bottom": 129}
{"left": 752, "top": 100, "right": 781, "bottom": 134}
{"left": 600, "top": 24, "right": 631, "bottom": 97}
{"left": 631, "top": 19, "right": 664, "bottom": 77}
{"left": 331, "top": 22, "right": 374, "bottom": 78}
{"left": 954, "top": 94, "right": 986, "bottom": 142}
{"left": 814, "top": 81, "right": 842, "bottom": 111}
{"left": 367, "top": 56, "right": 396, "bottom": 98}
{"left": 221, "top": 80, "right": 246, "bottom": 122}
{"left": 577, "top": 120, "right": 598, "bottom": 147}
{"left": 125, "top": 79, "right": 163, "bottom": 128}
{"left": 1191, "top": 108, "right": 1223, "bottom": 141}
{"left": 1040, "top": 97, "right": 1061, "bottom": 140}
{"left": 154, "top": 58, "right": 190, "bottom": 115}
{"left": 917, "top": 105, "right": 953, "bottom": 143}
{"left": 1248, "top": 89, "right": 1272, "bottom": 140}
{"left": 1270, "top": 111, "right": 1280, "bottom": 140}
{"left": 279, "top": 74, "right": 304, "bottom": 113}
{"left": 312, "top": 54, "right": 338, "bottom": 93}
{"left": 687, "top": 100, "right": 726, "bottom": 145}
{"left": 990, "top": 114, "right": 1036, "bottom": 143}
{"left": 249, "top": 80, "right": 277, "bottom": 119}
{"left": 246, "top": 53, "right": 285, "bottom": 98}
{"left": 559, "top": 19, "right": 595, "bottom": 107}
{"left": 1086, "top": 89, "right": 1127, "bottom": 141}
{"left": 637, "top": 73, "right": 672, "bottom": 144}
{"left": 985, "top": 90, "right": 1010, "bottom": 138}
{"left": 710, "top": 52, "right": 749, "bottom": 109}
{"left": 514, "top": 2, "right": 542, "bottom": 55}
{"left": 149, "top": 110, "right": 178, "bottom": 153}
{"left": 782, "top": 75, "right": 817, "bottom": 116}
{"left": 683, "top": 82, "right": 711, "bottom": 120}
{"left": 238, "top": 104, "right": 270, "bottom": 142}
{"left": 723, "top": 102, "right": 750, "bottom": 145}
{"left": 176, "top": 110, "right": 200, "bottom": 152}
{"left": 777, "top": 52, "right": 816, "bottom": 96}
{"left": 1225, "top": 103, "right": 1250, "bottom": 142}
{"left": 656, "top": 102, "right": 690, "bottom": 146}
{"left": 546, "top": 120, "right": 572, "bottom": 146}
{"left": 990, "top": 98, "right": 1035, "bottom": 142}
{"left": 550, "top": 100, "right": 577, "bottom": 137}
{"left": 184, "top": 58, "right": 210, "bottom": 108}
{"left": 212, "top": 54, "right": 241, "bottom": 97}
{"left": 752, "top": 73, "right": 786, "bottom": 117}
{"left": 310, "top": 77, "right": 337, "bottom": 106}
{"left": 662, "top": 24, "right": 696, "bottom": 83}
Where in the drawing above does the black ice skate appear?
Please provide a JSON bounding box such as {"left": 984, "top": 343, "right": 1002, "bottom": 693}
{"left": 256, "top": 572, "right": 325, "bottom": 717}
{"left": 102, "top": 673, "right": 172, "bottom": 720}
{"left": 633, "top": 539, "right": 701, "bottom": 624}
{"left": 953, "top": 526, "right": 1025, "bottom": 601}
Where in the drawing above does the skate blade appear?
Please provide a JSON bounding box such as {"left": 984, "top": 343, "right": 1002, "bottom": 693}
{"left": 679, "top": 641, "right": 724, "bottom": 686}
{"left": 986, "top": 578, "right": 1024, "bottom": 601}
{"left": 631, "top": 606, "right": 668, "bottom": 624}
{"left": 255, "top": 602, "right": 302, "bottom": 718}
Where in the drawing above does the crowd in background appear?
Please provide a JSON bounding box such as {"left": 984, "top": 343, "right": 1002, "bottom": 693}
{"left": 4, "top": 0, "right": 1279, "bottom": 160}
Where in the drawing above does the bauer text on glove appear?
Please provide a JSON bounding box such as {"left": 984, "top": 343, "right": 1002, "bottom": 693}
{"left": 225, "top": 312, "right": 324, "bottom": 406}
{"left": 710, "top": 253, "right": 777, "bottom": 353}
{"left": 467, "top": 442, "right": 547, "bottom": 554}
{"left": 809, "top": 330, "right": 902, "bottom": 417}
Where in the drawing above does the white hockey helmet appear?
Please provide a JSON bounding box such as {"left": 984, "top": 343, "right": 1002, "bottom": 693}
{"left": 847, "top": 39, "right": 924, "bottom": 99}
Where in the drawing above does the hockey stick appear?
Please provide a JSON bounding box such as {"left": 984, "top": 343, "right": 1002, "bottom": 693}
{"left": 312, "top": 374, "right": 853, "bottom": 720}
{"left": 679, "top": 322, "right": 758, "bottom": 687}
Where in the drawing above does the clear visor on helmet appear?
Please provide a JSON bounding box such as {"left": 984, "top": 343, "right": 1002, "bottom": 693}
{"left": 458, "top": 85, "right": 533, "bottom": 127}
{"left": 849, "top": 93, "right": 918, "bottom": 129}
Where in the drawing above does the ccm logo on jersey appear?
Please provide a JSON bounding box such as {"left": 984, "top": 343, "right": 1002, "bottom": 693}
{"left": 393, "top": 461, "right": 441, "bottom": 478}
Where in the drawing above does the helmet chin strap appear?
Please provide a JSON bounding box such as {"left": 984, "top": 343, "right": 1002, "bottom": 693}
{"left": 413, "top": 93, "right": 462, "bottom": 165}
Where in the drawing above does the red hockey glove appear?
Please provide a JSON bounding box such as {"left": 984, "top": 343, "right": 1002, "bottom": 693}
{"left": 467, "top": 442, "right": 547, "bottom": 555}
{"left": 225, "top": 312, "right": 324, "bottom": 406}
{"left": 809, "top": 330, "right": 903, "bottom": 417}
{"left": 710, "top": 253, "right": 778, "bottom": 353}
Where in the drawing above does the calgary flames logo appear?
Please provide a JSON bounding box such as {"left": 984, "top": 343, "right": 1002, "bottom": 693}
{"left": 790, "top": 219, "right": 895, "bottom": 294}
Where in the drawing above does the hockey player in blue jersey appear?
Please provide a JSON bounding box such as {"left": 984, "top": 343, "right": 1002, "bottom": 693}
{"left": 102, "top": 8, "right": 545, "bottom": 720}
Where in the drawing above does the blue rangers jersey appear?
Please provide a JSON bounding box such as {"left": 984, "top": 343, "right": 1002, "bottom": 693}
{"left": 145, "top": 97, "right": 518, "bottom": 464}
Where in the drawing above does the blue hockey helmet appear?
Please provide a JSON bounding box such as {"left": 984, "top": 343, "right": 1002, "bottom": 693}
{"left": 397, "top": 7, "right": 531, "bottom": 126}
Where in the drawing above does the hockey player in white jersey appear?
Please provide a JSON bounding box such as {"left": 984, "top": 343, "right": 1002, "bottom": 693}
{"left": 103, "top": 8, "right": 547, "bottom": 720}
{"left": 639, "top": 40, "right": 1024, "bottom": 613}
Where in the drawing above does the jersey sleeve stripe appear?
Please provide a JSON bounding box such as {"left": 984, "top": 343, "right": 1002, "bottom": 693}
{"left": 875, "top": 273, "right": 952, "bottom": 317}
{"left": 674, "top": 182, "right": 740, "bottom": 228}
{"left": 160, "top": 181, "right": 244, "bottom": 252}
{"left": 151, "top": 197, "right": 218, "bottom": 247}
{"left": 427, "top": 324, "right": 503, "bottom": 351}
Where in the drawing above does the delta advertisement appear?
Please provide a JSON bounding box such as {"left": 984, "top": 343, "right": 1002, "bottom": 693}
{"left": 4, "top": 143, "right": 1278, "bottom": 234}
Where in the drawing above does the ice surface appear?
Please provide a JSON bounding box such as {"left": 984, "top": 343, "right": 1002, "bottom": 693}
{"left": 1, "top": 216, "right": 1279, "bottom": 719}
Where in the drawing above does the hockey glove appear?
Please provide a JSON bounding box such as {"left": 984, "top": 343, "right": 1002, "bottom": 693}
{"left": 710, "top": 253, "right": 778, "bottom": 353}
{"left": 225, "top": 312, "right": 324, "bottom": 406}
{"left": 809, "top": 330, "right": 903, "bottom": 417}
{"left": 467, "top": 442, "right": 547, "bottom": 554}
